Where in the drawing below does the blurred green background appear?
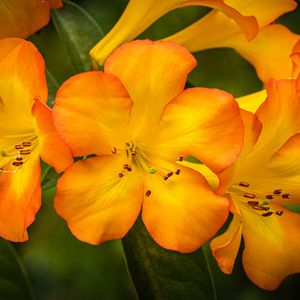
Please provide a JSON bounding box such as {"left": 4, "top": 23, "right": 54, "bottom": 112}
{"left": 3, "top": 0, "right": 300, "bottom": 299}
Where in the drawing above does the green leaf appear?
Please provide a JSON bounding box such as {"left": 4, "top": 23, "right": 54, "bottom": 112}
{"left": 0, "top": 239, "right": 34, "bottom": 300}
{"left": 51, "top": 0, "right": 104, "bottom": 72}
{"left": 122, "top": 218, "right": 217, "bottom": 300}
{"left": 46, "top": 69, "right": 59, "bottom": 107}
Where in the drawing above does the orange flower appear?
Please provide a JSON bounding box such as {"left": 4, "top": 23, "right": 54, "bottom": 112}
{"left": 90, "top": 0, "right": 259, "bottom": 66}
{"left": 0, "top": 0, "right": 63, "bottom": 39}
{"left": 0, "top": 38, "right": 72, "bottom": 242}
{"left": 53, "top": 40, "right": 244, "bottom": 252}
{"left": 187, "top": 77, "right": 300, "bottom": 289}
{"left": 165, "top": 1, "right": 299, "bottom": 82}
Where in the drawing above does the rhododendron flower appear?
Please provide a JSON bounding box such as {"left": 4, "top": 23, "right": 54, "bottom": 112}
{"left": 165, "top": 3, "right": 299, "bottom": 82}
{"left": 0, "top": 0, "right": 63, "bottom": 39}
{"left": 0, "top": 38, "right": 72, "bottom": 242}
{"left": 186, "top": 77, "right": 300, "bottom": 289}
{"left": 90, "top": 0, "right": 259, "bottom": 66}
{"left": 54, "top": 40, "right": 244, "bottom": 252}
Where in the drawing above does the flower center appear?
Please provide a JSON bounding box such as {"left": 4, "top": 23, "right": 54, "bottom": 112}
{"left": 229, "top": 181, "right": 290, "bottom": 217}
{"left": 0, "top": 135, "right": 38, "bottom": 174}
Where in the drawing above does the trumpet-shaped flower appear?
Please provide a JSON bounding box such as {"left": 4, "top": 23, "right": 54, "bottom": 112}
{"left": 54, "top": 40, "right": 244, "bottom": 252}
{"left": 187, "top": 77, "right": 300, "bottom": 289}
{"left": 0, "top": 0, "right": 63, "bottom": 39}
{"left": 0, "top": 38, "right": 72, "bottom": 242}
{"left": 90, "top": 0, "right": 259, "bottom": 66}
{"left": 164, "top": 1, "right": 299, "bottom": 82}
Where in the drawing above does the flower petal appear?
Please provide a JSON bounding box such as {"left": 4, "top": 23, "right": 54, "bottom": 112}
{"left": 53, "top": 71, "right": 132, "bottom": 157}
{"left": 0, "top": 0, "right": 50, "bottom": 38}
{"left": 142, "top": 163, "right": 229, "bottom": 252}
{"left": 49, "top": 0, "right": 63, "bottom": 9}
{"left": 0, "top": 150, "right": 41, "bottom": 242}
{"left": 241, "top": 203, "right": 300, "bottom": 290}
{"left": 237, "top": 89, "right": 267, "bottom": 113}
{"left": 55, "top": 155, "right": 144, "bottom": 245}
{"left": 291, "top": 39, "right": 300, "bottom": 79}
{"left": 105, "top": 40, "right": 196, "bottom": 129}
{"left": 32, "top": 98, "right": 72, "bottom": 173}
{"left": 210, "top": 213, "right": 242, "bottom": 274}
{"left": 154, "top": 87, "right": 243, "bottom": 173}
{"left": 90, "top": 0, "right": 257, "bottom": 65}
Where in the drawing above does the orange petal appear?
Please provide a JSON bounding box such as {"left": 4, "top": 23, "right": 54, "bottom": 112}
{"left": 90, "top": 0, "right": 257, "bottom": 65}
{"left": 53, "top": 71, "right": 132, "bottom": 157}
{"left": 0, "top": 151, "right": 41, "bottom": 242}
{"left": 0, "top": 38, "right": 47, "bottom": 117}
{"left": 55, "top": 155, "right": 144, "bottom": 245}
{"left": 49, "top": 0, "right": 63, "bottom": 9}
{"left": 210, "top": 213, "right": 242, "bottom": 274}
{"left": 0, "top": 0, "right": 50, "bottom": 38}
{"left": 32, "top": 98, "right": 72, "bottom": 173}
{"left": 154, "top": 87, "right": 243, "bottom": 173}
{"left": 237, "top": 89, "right": 267, "bottom": 113}
{"left": 291, "top": 39, "right": 300, "bottom": 79}
{"left": 142, "top": 163, "right": 229, "bottom": 252}
{"left": 241, "top": 203, "right": 300, "bottom": 290}
{"left": 105, "top": 40, "right": 196, "bottom": 130}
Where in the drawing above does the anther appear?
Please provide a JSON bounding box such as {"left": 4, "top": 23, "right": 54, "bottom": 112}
{"left": 239, "top": 182, "right": 250, "bottom": 187}
{"left": 247, "top": 201, "right": 259, "bottom": 206}
{"left": 262, "top": 211, "right": 273, "bottom": 217}
{"left": 275, "top": 211, "right": 284, "bottom": 216}
{"left": 273, "top": 189, "right": 282, "bottom": 195}
{"left": 243, "top": 193, "right": 256, "bottom": 199}
{"left": 22, "top": 141, "right": 32, "bottom": 147}
{"left": 12, "top": 161, "right": 23, "bottom": 167}
{"left": 282, "top": 193, "right": 292, "bottom": 199}
{"left": 15, "top": 144, "right": 23, "bottom": 150}
{"left": 16, "top": 157, "right": 23, "bottom": 161}
{"left": 132, "top": 151, "right": 137, "bottom": 156}
{"left": 252, "top": 205, "right": 270, "bottom": 211}
{"left": 20, "top": 150, "right": 31, "bottom": 155}
{"left": 175, "top": 168, "right": 181, "bottom": 175}
{"left": 163, "top": 175, "right": 169, "bottom": 181}
{"left": 111, "top": 147, "right": 117, "bottom": 154}
{"left": 123, "top": 164, "right": 129, "bottom": 169}
{"left": 145, "top": 190, "right": 151, "bottom": 197}
{"left": 118, "top": 173, "right": 124, "bottom": 178}
{"left": 167, "top": 171, "right": 173, "bottom": 178}
{"left": 178, "top": 156, "right": 184, "bottom": 161}
{"left": 265, "top": 194, "right": 274, "bottom": 200}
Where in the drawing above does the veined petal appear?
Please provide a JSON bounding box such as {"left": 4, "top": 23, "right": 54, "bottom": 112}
{"left": 142, "top": 163, "right": 229, "bottom": 253}
{"left": 32, "top": 98, "right": 72, "bottom": 173}
{"left": 154, "top": 87, "right": 243, "bottom": 173}
{"left": 105, "top": 40, "right": 196, "bottom": 131}
{"left": 237, "top": 90, "right": 267, "bottom": 113}
{"left": 210, "top": 213, "right": 242, "bottom": 274}
{"left": 53, "top": 71, "right": 132, "bottom": 157}
{"left": 90, "top": 0, "right": 257, "bottom": 66}
{"left": 0, "top": 150, "right": 41, "bottom": 242}
{"left": 241, "top": 203, "right": 300, "bottom": 290}
{"left": 55, "top": 155, "right": 144, "bottom": 245}
{"left": 0, "top": 38, "right": 47, "bottom": 125}
{"left": 0, "top": 0, "right": 50, "bottom": 38}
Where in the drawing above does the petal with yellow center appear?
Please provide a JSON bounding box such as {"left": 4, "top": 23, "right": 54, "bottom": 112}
{"left": 0, "top": 149, "right": 41, "bottom": 242}
{"left": 55, "top": 155, "right": 144, "bottom": 245}
{"left": 90, "top": 0, "right": 257, "bottom": 65}
{"left": 154, "top": 87, "right": 243, "bottom": 173}
{"left": 32, "top": 98, "right": 72, "bottom": 173}
{"left": 240, "top": 203, "right": 300, "bottom": 290}
{"left": 105, "top": 40, "right": 196, "bottom": 130}
{"left": 53, "top": 71, "right": 132, "bottom": 157}
{"left": 237, "top": 90, "right": 266, "bottom": 113}
{"left": 142, "top": 163, "right": 229, "bottom": 253}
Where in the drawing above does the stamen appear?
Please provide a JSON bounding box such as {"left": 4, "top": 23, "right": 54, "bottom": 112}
{"left": 262, "top": 211, "right": 273, "bottom": 217}
{"left": 145, "top": 190, "right": 151, "bottom": 197}
{"left": 252, "top": 205, "right": 270, "bottom": 211}
{"left": 243, "top": 193, "right": 256, "bottom": 199}
{"left": 163, "top": 175, "right": 169, "bottom": 181}
{"left": 111, "top": 147, "right": 117, "bottom": 154}
{"left": 275, "top": 211, "right": 284, "bottom": 216}
{"left": 167, "top": 171, "right": 173, "bottom": 178}
{"left": 20, "top": 150, "right": 31, "bottom": 155}
{"left": 282, "top": 193, "right": 292, "bottom": 199}
{"left": 178, "top": 156, "right": 184, "bottom": 161}
{"left": 273, "top": 189, "right": 282, "bottom": 195}
{"left": 15, "top": 144, "right": 23, "bottom": 150}
{"left": 175, "top": 168, "right": 181, "bottom": 175}
{"left": 148, "top": 167, "right": 157, "bottom": 174}
{"left": 118, "top": 173, "right": 124, "bottom": 178}
{"left": 12, "top": 161, "right": 23, "bottom": 167}
{"left": 22, "top": 141, "right": 32, "bottom": 147}
{"left": 247, "top": 201, "right": 259, "bottom": 206}
{"left": 265, "top": 194, "right": 274, "bottom": 200}
{"left": 239, "top": 182, "right": 250, "bottom": 187}
{"left": 16, "top": 157, "right": 23, "bottom": 161}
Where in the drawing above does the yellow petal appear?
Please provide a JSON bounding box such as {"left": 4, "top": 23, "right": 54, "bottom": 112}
{"left": 55, "top": 155, "right": 144, "bottom": 245}
{"left": 291, "top": 39, "right": 300, "bottom": 79}
{"left": 236, "top": 89, "right": 267, "bottom": 113}
{"left": 90, "top": 0, "right": 257, "bottom": 66}
{"left": 142, "top": 162, "right": 229, "bottom": 252}
{"left": 53, "top": 71, "right": 132, "bottom": 157}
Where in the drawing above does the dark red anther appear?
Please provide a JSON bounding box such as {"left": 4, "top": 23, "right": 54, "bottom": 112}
{"left": 16, "top": 157, "right": 23, "bottom": 161}
{"left": 167, "top": 171, "right": 173, "bottom": 178}
{"left": 239, "top": 182, "right": 250, "bottom": 187}
{"left": 247, "top": 201, "right": 259, "bottom": 206}
{"left": 243, "top": 193, "right": 256, "bottom": 199}
{"left": 273, "top": 189, "right": 282, "bottom": 195}
{"left": 118, "top": 173, "right": 124, "bottom": 178}
{"left": 178, "top": 156, "right": 184, "bottom": 161}
{"left": 265, "top": 194, "right": 274, "bottom": 200}
{"left": 111, "top": 147, "right": 117, "bottom": 154}
{"left": 12, "top": 161, "right": 23, "bottom": 167}
{"left": 15, "top": 144, "right": 23, "bottom": 150}
{"left": 252, "top": 205, "right": 270, "bottom": 211}
{"left": 22, "top": 141, "right": 32, "bottom": 147}
{"left": 275, "top": 211, "right": 284, "bottom": 216}
{"left": 145, "top": 190, "right": 151, "bottom": 197}
{"left": 20, "top": 150, "right": 31, "bottom": 155}
{"left": 163, "top": 175, "right": 169, "bottom": 181}
{"left": 123, "top": 164, "right": 129, "bottom": 169}
{"left": 262, "top": 211, "right": 273, "bottom": 217}
{"left": 282, "top": 193, "right": 292, "bottom": 199}
{"left": 175, "top": 169, "right": 181, "bottom": 175}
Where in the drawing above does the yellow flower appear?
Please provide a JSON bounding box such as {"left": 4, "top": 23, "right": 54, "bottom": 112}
{"left": 90, "top": 0, "right": 259, "bottom": 66}
{"left": 0, "top": 38, "right": 72, "bottom": 242}
{"left": 186, "top": 77, "right": 300, "bottom": 289}
{"left": 0, "top": 0, "right": 63, "bottom": 39}
{"left": 53, "top": 40, "right": 244, "bottom": 252}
